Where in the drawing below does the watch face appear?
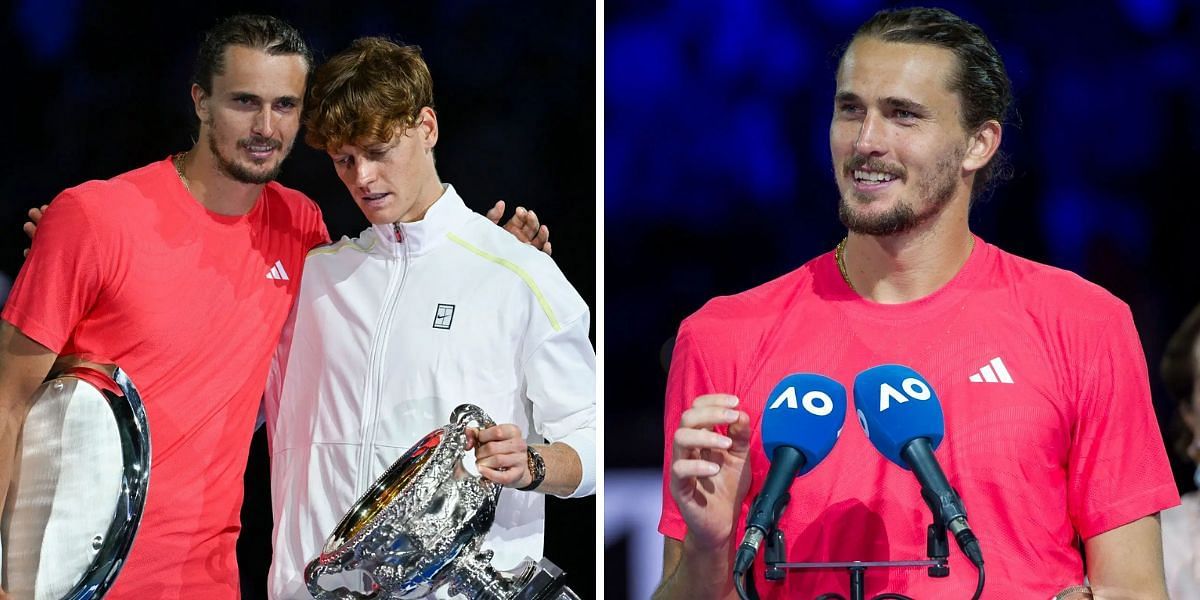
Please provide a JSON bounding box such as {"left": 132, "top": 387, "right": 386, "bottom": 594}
{"left": 520, "top": 447, "right": 546, "bottom": 490}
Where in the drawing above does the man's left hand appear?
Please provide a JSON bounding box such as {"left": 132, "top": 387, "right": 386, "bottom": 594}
{"left": 21, "top": 204, "right": 49, "bottom": 258}
{"left": 486, "top": 201, "right": 552, "bottom": 256}
{"left": 468, "top": 423, "right": 532, "bottom": 488}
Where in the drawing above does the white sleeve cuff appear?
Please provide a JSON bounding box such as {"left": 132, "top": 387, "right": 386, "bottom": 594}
{"left": 552, "top": 428, "right": 595, "bottom": 498}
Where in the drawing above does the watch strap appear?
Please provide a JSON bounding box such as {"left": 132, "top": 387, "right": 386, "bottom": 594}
{"left": 517, "top": 446, "right": 546, "bottom": 491}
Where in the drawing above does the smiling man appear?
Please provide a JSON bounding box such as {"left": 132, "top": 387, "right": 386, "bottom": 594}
{"left": 656, "top": 7, "right": 1176, "bottom": 600}
{"left": 0, "top": 16, "right": 326, "bottom": 598}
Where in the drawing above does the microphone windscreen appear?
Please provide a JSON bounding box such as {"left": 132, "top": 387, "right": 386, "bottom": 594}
{"left": 852, "top": 364, "right": 945, "bottom": 469}
{"left": 760, "top": 373, "right": 847, "bottom": 476}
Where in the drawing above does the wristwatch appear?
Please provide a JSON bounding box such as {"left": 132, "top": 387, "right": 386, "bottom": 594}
{"left": 517, "top": 446, "right": 546, "bottom": 491}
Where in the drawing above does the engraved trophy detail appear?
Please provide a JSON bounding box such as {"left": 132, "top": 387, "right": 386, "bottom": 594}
{"left": 305, "top": 404, "right": 580, "bottom": 600}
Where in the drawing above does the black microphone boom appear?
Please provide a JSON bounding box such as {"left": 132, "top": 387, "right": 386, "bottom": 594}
{"left": 900, "top": 438, "right": 984, "bottom": 568}
{"left": 733, "top": 446, "right": 806, "bottom": 575}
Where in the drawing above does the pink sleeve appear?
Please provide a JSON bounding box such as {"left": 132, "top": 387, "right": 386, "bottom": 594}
{"left": 1066, "top": 303, "right": 1180, "bottom": 539}
{"left": 1, "top": 190, "right": 107, "bottom": 353}
{"left": 296, "top": 192, "right": 330, "bottom": 249}
{"left": 310, "top": 208, "right": 331, "bottom": 247}
{"left": 658, "top": 319, "right": 719, "bottom": 540}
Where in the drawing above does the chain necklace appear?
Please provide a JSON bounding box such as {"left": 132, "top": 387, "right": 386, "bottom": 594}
{"left": 172, "top": 151, "right": 191, "bottom": 192}
{"left": 836, "top": 235, "right": 976, "bottom": 295}
{"left": 835, "top": 237, "right": 854, "bottom": 291}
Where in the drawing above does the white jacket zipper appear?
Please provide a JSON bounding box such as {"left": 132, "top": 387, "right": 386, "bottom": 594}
{"left": 355, "top": 223, "right": 411, "bottom": 493}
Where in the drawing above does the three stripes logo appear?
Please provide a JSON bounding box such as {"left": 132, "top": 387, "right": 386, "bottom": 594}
{"left": 968, "top": 357, "right": 1013, "bottom": 384}
{"left": 265, "top": 260, "right": 290, "bottom": 281}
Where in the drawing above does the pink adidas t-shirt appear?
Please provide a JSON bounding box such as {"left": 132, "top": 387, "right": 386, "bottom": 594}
{"left": 3, "top": 158, "right": 330, "bottom": 599}
{"left": 659, "top": 237, "right": 1179, "bottom": 598}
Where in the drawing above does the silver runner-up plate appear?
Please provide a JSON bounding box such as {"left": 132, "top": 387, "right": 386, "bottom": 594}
{"left": 1, "top": 367, "right": 151, "bottom": 600}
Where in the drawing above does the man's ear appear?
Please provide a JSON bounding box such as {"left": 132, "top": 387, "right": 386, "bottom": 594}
{"left": 418, "top": 106, "right": 439, "bottom": 149}
{"left": 191, "top": 83, "right": 210, "bottom": 123}
{"left": 962, "top": 120, "right": 1001, "bottom": 175}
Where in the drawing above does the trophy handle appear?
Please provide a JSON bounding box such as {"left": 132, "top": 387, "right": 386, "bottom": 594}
{"left": 451, "top": 404, "right": 498, "bottom": 430}
{"left": 449, "top": 403, "right": 503, "bottom": 515}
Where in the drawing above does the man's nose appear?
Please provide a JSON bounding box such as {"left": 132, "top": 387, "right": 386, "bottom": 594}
{"left": 853, "top": 112, "right": 887, "bottom": 156}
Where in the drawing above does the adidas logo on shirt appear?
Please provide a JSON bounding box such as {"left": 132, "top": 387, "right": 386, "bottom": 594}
{"left": 968, "top": 357, "right": 1013, "bottom": 384}
{"left": 265, "top": 260, "right": 290, "bottom": 281}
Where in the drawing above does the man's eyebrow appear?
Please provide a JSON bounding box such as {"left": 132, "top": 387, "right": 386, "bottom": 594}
{"left": 366, "top": 139, "right": 401, "bottom": 152}
{"left": 227, "top": 92, "right": 301, "bottom": 104}
{"left": 834, "top": 91, "right": 861, "bottom": 104}
{"left": 834, "top": 92, "right": 931, "bottom": 115}
{"left": 884, "top": 97, "right": 930, "bottom": 114}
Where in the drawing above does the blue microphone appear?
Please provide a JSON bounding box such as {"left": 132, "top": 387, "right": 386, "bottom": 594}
{"left": 733, "top": 373, "right": 846, "bottom": 575}
{"left": 853, "top": 364, "right": 983, "bottom": 569}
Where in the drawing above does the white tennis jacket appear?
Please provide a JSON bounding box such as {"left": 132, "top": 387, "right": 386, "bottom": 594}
{"left": 263, "top": 185, "right": 596, "bottom": 599}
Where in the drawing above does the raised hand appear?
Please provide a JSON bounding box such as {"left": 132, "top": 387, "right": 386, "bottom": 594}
{"left": 669, "top": 394, "right": 753, "bottom": 547}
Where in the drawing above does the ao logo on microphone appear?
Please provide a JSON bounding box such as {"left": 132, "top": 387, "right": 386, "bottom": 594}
{"left": 759, "top": 373, "right": 846, "bottom": 476}
{"left": 856, "top": 376, "right": 932, "bottom": 439}
{"left": 767, "top": 385, "right": 835, "bottom": 416}
{"left": 876, "top": 377, "right": 932, "bottom": 411}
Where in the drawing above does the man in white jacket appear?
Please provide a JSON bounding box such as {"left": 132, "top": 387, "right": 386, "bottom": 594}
{"left": 262, "top": 37, "right": 596, "bottom": 599}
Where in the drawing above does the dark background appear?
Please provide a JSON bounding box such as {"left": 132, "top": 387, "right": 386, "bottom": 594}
{"left": 0, "top": 1, "right": 596, "bottom": 598}
{"left": 605, "top": 0, "right": 1200, "bottom": 597}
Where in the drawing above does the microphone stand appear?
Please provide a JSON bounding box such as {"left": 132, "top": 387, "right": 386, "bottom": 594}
{"left": 736, "top": 490, "right": 791, "bottom": 600}
{"left": 923, "top": 488, "right": 951, "bottom": 579}
{"left": 761, "top": 513, "right": 948, "bottom": 600}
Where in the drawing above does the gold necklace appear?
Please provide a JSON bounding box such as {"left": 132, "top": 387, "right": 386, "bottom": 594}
{"left": 835, "top": 236, "right": 854, "bottom": 290}
{"left": 172, "top": 151, "right": 191, "bottom": 192}
{"left": 836, "top": 235, "right": 977, "bottom": 294}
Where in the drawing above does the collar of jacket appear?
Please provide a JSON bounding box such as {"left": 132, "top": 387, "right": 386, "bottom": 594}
{"left": 368, "top": 183, "right": 469, "bottom": 257}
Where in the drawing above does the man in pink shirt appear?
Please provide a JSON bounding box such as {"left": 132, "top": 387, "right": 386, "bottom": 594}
{"left": 657, "top": 7, "right": 1177, "bottom": 599}
{"left": 0, "top": 16, "right": 325, "bottom": 598}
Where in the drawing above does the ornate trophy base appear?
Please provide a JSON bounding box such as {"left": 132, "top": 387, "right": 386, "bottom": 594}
{"left": 505, "top": 558, "right": 579, "bottom": 600}
{"left": 445, "top": 555, "right": 579, "bottom": 600}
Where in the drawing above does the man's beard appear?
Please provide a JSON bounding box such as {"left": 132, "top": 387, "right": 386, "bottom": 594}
{"left": 207, "top": 127, "right": 288, "bottom": 185}
{"left": 838, "top": 147, "right": 963, "bottom": 237}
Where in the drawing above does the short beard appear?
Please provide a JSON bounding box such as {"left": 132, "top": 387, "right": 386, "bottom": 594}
{"left": 838, "top": 148, "right": 963, "bottom": 237}
{"left": 206, "top": 125, "right": 286, "bottom": 185}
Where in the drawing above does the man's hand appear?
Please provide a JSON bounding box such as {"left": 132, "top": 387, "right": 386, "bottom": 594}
{"left": 485, "top": 201, "right": 552, "bottom": 256}
{"left": 653, "top": 394, "right": 753, "bottom": 600}
{"left": 468, "top": 423, "right": 532, "bottom": 488}
{"left": 22, "top": 204, "right": 48, "bottom": 257}
{"left": 669, "top": 394, "right": 753, "bottom": 547}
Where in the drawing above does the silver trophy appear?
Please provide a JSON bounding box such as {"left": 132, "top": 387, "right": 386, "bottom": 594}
{"left": 305, "top": 404, "right": 580, "bottom": 600}
{"left": 1, "top": 367, "right": 151, "bottom": 600}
